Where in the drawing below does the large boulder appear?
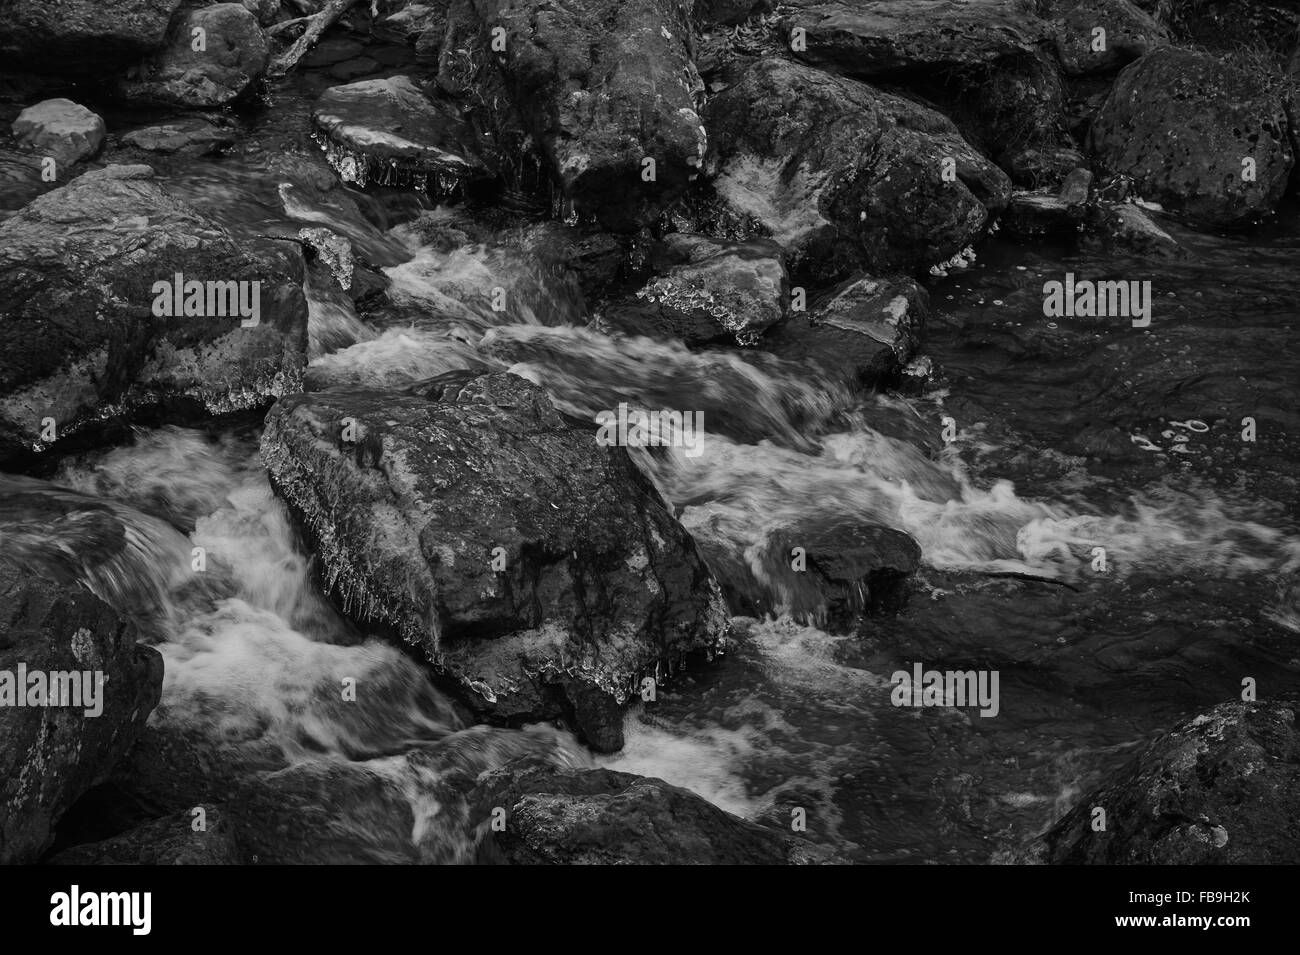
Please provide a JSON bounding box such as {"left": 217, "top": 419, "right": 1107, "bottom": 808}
{"left": 0, "top": 561, "right": 164, "bottom": 865}
{"left": 312, "top": 75, "right": 494, "bottom": 191}
{"left": 780, "top": 0, "right": 1050, "bottom": 79}
{"left": 704, "top": 57, "right": 1010, "bottom": 282}
{"left": 472, "top": 764, "right": 836, "bottom": 864}
{"left": 0, "top": 165, "right": 309, "bottom": 464}
{"left": 453, "top": 0, "right": 707, "bottom": 231}
{"left": 118, "top": 3, "right": 269, "bottom": 107}
{"left": 1150, "top": 0, "right": 1300, "bottom": 58}
{"left": 0, "top": 0, "right": 184, "bottom": 74}
{"left": 1017, "top": 698, "right": 1300, "bottom": 864}
{"left": 259, "top": 371, "right": 729, "bottom": 752}
{"left": 1088, "top": 48, "right": 1294, "bottom": 228}
{"left": 10, "top": 99, "right": 106, "bottom": 168}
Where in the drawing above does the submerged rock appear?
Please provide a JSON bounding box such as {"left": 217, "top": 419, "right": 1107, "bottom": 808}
{"left": 0, "top": 0, "right": 183, "bottom": 74}
{"left": 0, "top": 561, "right": 164, "bottom": 864}
{"left": 627, "top": 234, "right": 789, "bottom": 346}
{"left": 260, "top": 372, "right": 729, "bottom": 752}
{"left": 1088, "top": 47, "right": 1294, "bottom": 228}
{"left": 704, "top": 57, "right": 1010, "bottom": 282}
{"left": 119, "top": 117, "right": 238, "bottom": 155}
{"left": 456, "top": 0, "right": 707, "bottom": 231}
{"left": 11, "top": 99, "right": 105, "bottom": 167}
{"left": 472, "top": 764, "right": 837, "bottom": 864}
{"left": 1016, "top": 698, "right": 1300, "bottom": 864}
{"left": 312, "top": 75, "right": 493, "bottom": 191}
{"left": 781, "top": 0, "right": 1050, "bottom": 79}
{"left": 0, "top": 164, "right": 308, "bottom": 464}
{"left": 118, "top": 3, "right": 269, "bottom": 108}
{"left": 1084, "top": 200, "right": 1184, "bottom": 257}
{"left": 761, "top": 272, "right": 927, "bottom": 390}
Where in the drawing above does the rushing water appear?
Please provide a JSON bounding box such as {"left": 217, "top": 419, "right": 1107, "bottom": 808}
{"left": 5, "top": 50, "right": 1299, "bottom": 863}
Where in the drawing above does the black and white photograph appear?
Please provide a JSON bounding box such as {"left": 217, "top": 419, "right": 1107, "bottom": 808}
{"left": 0, "top": 0, "right": 1294, "bottom": 924}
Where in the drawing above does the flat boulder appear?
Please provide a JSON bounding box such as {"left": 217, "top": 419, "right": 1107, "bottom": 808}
{"left": 11, "top": 99, "right": 106, "bottom": 167}
{"left": 259, "top": 371, "right": 729, "bottom": 752}
{"left": 1088, "top": 47, "right": 1294, "bottom": 228}
{"left": 704, "top": 57, "right": 1010, "bottom": 282}
{"left": 0, "top": 164, "right": 308, "bottom": 464}
{"left": 0, "top": 0, "right": 183, "bottom": 74}
{"left": 118, "top": 3, "right": 269, "bottom": 107}
{"left": 312, "top": 75, "right": 493, "bottom": 191}
{"left": 1016, "top": 698, "right": 1300, "bottom": 864}
{"left": 472, "top": 764, "right": 836, "bottom": 864}
{"left": 120, "top": 117, "right": 238, "bottom": 156}
{"left": 0, "top": 561, "right": 164, "bottom": 864}
{"left": 781, "top": 0, "right": 1050, "bottom": 79}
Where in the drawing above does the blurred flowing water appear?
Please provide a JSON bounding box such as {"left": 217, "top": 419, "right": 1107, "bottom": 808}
{"left": 3, "top": 59, "right": 1298, "bottom": 863}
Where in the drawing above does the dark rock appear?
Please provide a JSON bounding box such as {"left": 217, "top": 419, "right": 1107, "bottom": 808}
{"left": 472, "top": 764, "right": 837, "bottom": 863}
{"left": 11, "top": 99, "right": 105, "bottom": 167}
{"left": 0, "top": 561, "right": 164, "bottom": 864}
{"left": 781, "top": 0, "right": 1051, "bottom": 79}
{"left": 1088, "top": 47, "right": 1294, "bottom": 228}
{"left": 704, "top": 57, "right": 1010, "bottom": 283}
{"left": 693, "top": 0, "right": 771, "bottom": 26}
{"left": 1004, "top": 144, "right": 1087, "bottom": 187}
{"left": 1048, "top": 0, "right": 1168, "bottom": 75}
{"left": 1058, "top": 166, "right": 1093, "bottom": 205}
{"left": 454, "top": 0, "right": 707, "bottom": 231}
{"left": 312, "top": 75, "right": 494, "bottom": 190}
{"left": 1002, "top": 190, "right": 1085, "bottom": 238}
{"left": 118, "top": 3, "right": 269, "bottom": 108}
{"left": 119, "top": 117, "right": 238, "bottom": 155}
{"left": 0, "top": 0, "right": 184, "bottom": 74}
{"left": 1016, "top": 698, "right": 1300, "bottom": 864}
{"left": 1083, "top": 200, "right": 1184, "bottom": 257}
{"left": 1152, "top": 0, "right": 1300, "bottom": 58}
{"left": 45, "top": 807, "right": 245, "bottom": 864}
{"left": 259, "top": 372, "right": 729, "bottom": 751}
{"left": 761, "top": 272, "right": 927, "bottom": 390}
{"left": 0, "top": 164, "right": 309, "bottom": 464}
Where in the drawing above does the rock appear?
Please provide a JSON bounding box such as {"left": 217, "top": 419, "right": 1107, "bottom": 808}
{"left": 239, "top": 0, "right": 280, "bottom": 27}
{"left": 1153, "top": 0, "right": 1300, "bottom": 58}
{"left": 1088, "top": 48, "right": 1294, "bottom": 228}
{"left": 1049, "top": 0, "right": 1167, "bottom": 75}
{"left": 1084, "top": 201, "right": 1184, "bottom": 257}
{"left": 45, "top": 807, "right": 245, "bottom": 864}
{"left": 1058, "top": 166, "right": 1093, "bottom": 205}
{"left": 521, "top": 223, "right": 624, "bottom": 301}
{"left": 0, "top": 561, "right": 164, "bottom": 864}
{"left": 118, "top": 3, "right": 269, "bottom": 108}
{"left": 119, "top": 117, "right": 237, "bottom": 155}
{"left": 11, "top": 99, "right": 106, "bottom": 167}
{"left": 457, "top": 0, "right": 707, "bottom": 231}
{"left": 1016, "top": 698, "right": 1300, "bottom": 864}
{"left": 259, "top": 371, "right": 729, "bottom": 752}
{"left": 1004, "top": 145, "right": 1087, "bottom": 187}
{"left": 704, "top": 57, "right": 1010, "bottom": 283}
{"left": 0, "top": 0, "right": 184, "bottom": 74}
{"left": 375, "top": 2, "right": 445, "bottom": 53}
{"left": 0, "top": 164, "right": 309, "bottom": 464}
{"left": 1002, "top": 190, "right": 1085, "bottom": 238}
{"left": 312, "top": 75, "right": 493, "bottom": 191}
{"left": 630, "top": 234, "right": 788, "bottom": 346}
{"left": 715, "top": 518, "right": 921, "bottom": 626}
{"left": 761, "top": 273, "right": 927, "bottom": 390}
{"left": 472, "top": 764, "right": 837, "bottom": 864}
{"left": 951, "top": 49, "right": 1068, "bottom": 164}
{"left": 781, "top": 0, "right": 1051, "bottom": 79}
{"left": 693, "top": 0, "right": 771, "bottom": 26}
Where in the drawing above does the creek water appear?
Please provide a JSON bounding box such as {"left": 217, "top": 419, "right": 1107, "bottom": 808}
{"left": 5, "top": 51, "right": 1298, "bottom": 863}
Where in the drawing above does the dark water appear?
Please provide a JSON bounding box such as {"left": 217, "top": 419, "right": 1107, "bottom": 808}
{"left": 7, "top": 49, "right": 1299, "bottom": 863}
